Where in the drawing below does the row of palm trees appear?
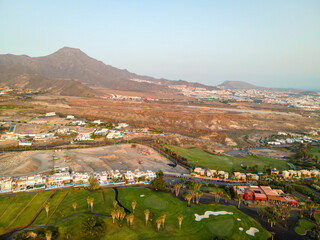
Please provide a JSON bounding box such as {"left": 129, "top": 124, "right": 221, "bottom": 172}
{"left": 43, "top": 196, "right": 94, "bottom": 219}
{"left": 43, "top": 196, "right": 185, "bottom": 233}
{"left": 181, "top": 182, "right": 204, "bottom": 206}
{"left": 299, "top": 201, "right": 320, "bottom": 219}
{"left": 110, "top": 199, "right": 184, "bottom": 232}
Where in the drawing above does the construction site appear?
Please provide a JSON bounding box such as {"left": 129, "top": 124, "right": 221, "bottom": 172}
{"left": 0, "top": 144, "right": 188, "bottom": 177}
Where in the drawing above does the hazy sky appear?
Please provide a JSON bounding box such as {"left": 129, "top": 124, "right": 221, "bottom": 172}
{"left": 0, "top": 0, "right": 319, "bottom": 90}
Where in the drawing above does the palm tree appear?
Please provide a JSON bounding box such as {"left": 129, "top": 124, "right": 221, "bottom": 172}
{"left": 236, "top": 194, "right": 243, "bottom": 208}
{"left": 44, "top": 202, "right": 50, "bottom": 218}
{"left": 126, "top": 214, "right": 130, "bottom": 225}
{"left": 144, "top": 209, "right": 150, "bottom": 225}
{"left": 72, "top": 202, "right": 77, "bottom": 212}
{"left": 111, "top": 210, "right": 117, "bottom": 223}
{"left": 87, "top": 197, "right": 94, "bottom": 212}
{"left": 113, "top": 200, "right": 118, "bottom": 209}
{"left": 190, "top": 190, "right": 196, "bottom": 203}
{"left": 119, "top": 207, "right": 126, "bottom": 221}
{"left": 132, "top": 200, "right": 137, "bottom": 213}
{"left": 88, "top": 176, "right": 100, "bottom": 190}
{"left": 129, "top": 213, "right": 134, "bottom": 226}
{"left": 161, "top": 214, "right": 166, "bottom": 228}
{"left": 45, "top": 230, "right": 52, "bottom": 240}
{"left": 177, "top": 215, "right": 183, "bottom": 230}
{"left": 196, "top": 191, "right": 203, "bottom": 204}
{"left": 174, "top": 183, "right": 182, "bottom": 197}
{"left": 270, "top": 232, "right": 275, "bottom": 240}
{"left": 156, "top": 218, "right": 162, "bottom": 232}
{"left": 185, "top": 194, "right": 192, "bottom": 207}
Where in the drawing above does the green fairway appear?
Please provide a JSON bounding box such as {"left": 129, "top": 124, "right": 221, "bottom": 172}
{"left": 10, "top": 191, "right": 53, "bottom": 229}
{"left": 299, "top": 219, "right": 315, "bottom": 230}
{"left": 0, "top": 195, "right": 15, "bottom": 216}
{"left": 32, "top": 190, "right": 68, "bottom": 226}
{"left": 3, "top": 187, "right": 269, "bottom": 239}
{"left": 0, "top": 192, "right": 37, "bottom": 233}
{"left": 144, "top": 195, "right": 168, "bottom": 209}
{"left": 208, "top": 218, "right": 234, "bottom": 236}
{"left": 295, "top": 219, "right": 315, "bottom": 235}
{"left": 48, "top": 188, "right": 114, "bottom": 224}
{"left": 114, "top": 187, "right": 270, "bottom": 240}
{"left": 166, "top": 145, "right": 289, "bottom": 172}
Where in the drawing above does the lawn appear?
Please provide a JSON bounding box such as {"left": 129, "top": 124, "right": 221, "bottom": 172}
{"left": 200, "top": 186, "right": 227, "bottom": 195}
{"left": 311, "top": 146, "right": 320, "bottom": 159}
{"left": 32, "top": 190, "right": 69, "bottom": 226}
{"left": 295, "top": 219, "right": 315, "bottom": 235}
{"left": 166, "top": 145, "right": 290, "bottom": 172}
{"left": 0, "top": 194, "right": 15, "bottom": 216}
{"left": 5, "top": 187, "right": 270, "bottom": 239}
{"left": 113, "top": 187, "right": 270, "bottom": 240}
{"left": 48, "top": 188, "right": 114, "bottom": 224}
{"left": 0, "top": 192, "right": 37, "bottom": 234}
{"left": 10, "top": 191, "right": 53, "bottom": 229}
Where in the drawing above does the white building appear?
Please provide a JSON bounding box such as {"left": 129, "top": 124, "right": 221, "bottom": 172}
{"left": 94, "top": 128, "right": 109, "bottom": 135}
{"left": 45, "top": 112, "right": 56, "bottom": 117}
{"left": 75, "top": 133, "right": 94, "bottom": 141}
{"left": 0, "top": 177, "right": 12, "bottom": 191}
{"left": 66, "top": 115, "right": 75, "bottom": 120}
{"left": 282, "top": 170, "right": 290, "bottom": 178}
{"left": 72, "top": 120, "right": 86, "bottom": 126}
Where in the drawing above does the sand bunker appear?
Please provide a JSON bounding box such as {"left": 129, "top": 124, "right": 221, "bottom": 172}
{"left": 246, "top": 227, "right": 259, "bottom": 236}
{"left": 239, "top": 227, "right": 243, "bottom": 231}
{"left": 195, "top": 211, "right": 233, "bottom": 221}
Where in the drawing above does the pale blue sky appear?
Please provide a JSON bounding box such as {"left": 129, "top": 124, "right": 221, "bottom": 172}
{"left": 0, "top": 0, "right": 319, "bottom": 90}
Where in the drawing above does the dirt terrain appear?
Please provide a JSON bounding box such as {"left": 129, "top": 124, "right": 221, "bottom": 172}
{"left": 0, "top": 144, "right": 187, "bottom": 177}
{"left": 249, "top": 148, "right": 295, "bottom": 159}
{"left": 1, "top": 93, "right": 320, "bottom": 148}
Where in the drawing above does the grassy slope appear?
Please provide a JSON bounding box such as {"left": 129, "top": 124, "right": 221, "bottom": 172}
{"left": 0, "top": 192, "right": 37, "bottom": 233}
{"left": 114, "top": 187, "right": 270, "bottom": 240}
{"left": 0, "top": 195, "right": 15, "bottom": 216}
{"left": 10, "top": 191, "right": 53, "bottom": 229}
{"left": 48, "top": 189, "right": 114, "bottom": 224}
{"left": 167, "top": 145, "right": 289, "bottom": 172}
{"left": 2, "top": 188, "right": 270, "bottom": 239}
{"left": 295, "top": 218, "right": 315, "bottom": 235}
{"left": 32, "top": 190, "right": 68, "bottom": 226}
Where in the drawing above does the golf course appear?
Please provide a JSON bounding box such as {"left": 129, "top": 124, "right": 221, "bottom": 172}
{"left": 166, "top": 145, "right": 290, "bottom": 172}
{"left": 0, "top": 187, "right": 270, "bottom": 239}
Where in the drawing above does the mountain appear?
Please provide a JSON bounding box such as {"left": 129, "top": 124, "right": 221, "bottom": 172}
{"left": 0, "top": 65, "right": 98, "bottom": 97}
{"left": 217, "top": 80, "right": 318, "bottom": 95}
{"left": 0, "top": 47, "right": 214, "bottom": 94}
{"left": 217, "top": 81, "right": 261, "bottom": 90}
